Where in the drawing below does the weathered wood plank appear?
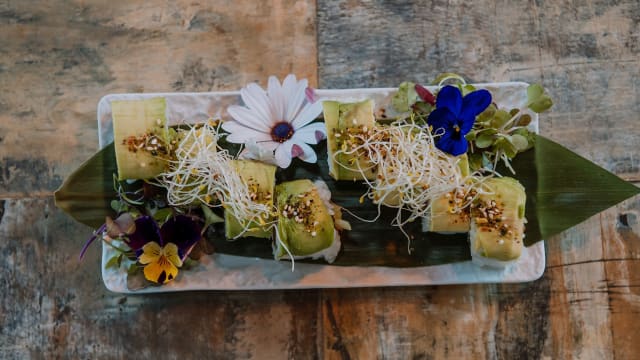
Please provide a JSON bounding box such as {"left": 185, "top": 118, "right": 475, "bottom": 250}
{"left": 0, "top": 0, "right": 317, "bottom": 196}
{"left": 317, "top": 1, "right": 640, "bottom": 358}
{"left": 0, "top": 198, "right": 321, "bottom": 358}
{"left": 7, "top": 199, "right": 639, "bottom": 359}
{"left": 2, "top": 0, "right": 640, "bottom": 358}
{"left": 317, "top": 0, "right": 640, "bottom": 180}
{"left": 601, "top": 196, "right": 640, "bottom": 360}
{"left": 0, "top": 1, "right": 321, "bottom": 357}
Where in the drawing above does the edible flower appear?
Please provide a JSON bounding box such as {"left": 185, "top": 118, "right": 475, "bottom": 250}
{"left": 79, "top": 213, "right": 136, "bottom": 260}
{"left": 427, "top": 85, "right": 492, "bottom": 156}
{"left": 127, "top": 215, "right": 202, "bottom": 284}
{"left": 222, "top": 74, "right": 327, "bottom": 168}
{"left": 414, "top": 84, "right": 436, "bottom": 105}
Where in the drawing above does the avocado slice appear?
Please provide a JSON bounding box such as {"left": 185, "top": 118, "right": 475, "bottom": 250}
{"left": 274, "top": 180, "right": 337, "bottom": 260}
{"left": 323, "top": 99, "right": 377, "bottom": 181}
{"left": 224, "top": 160, "right": 277, "bottom": 239}
{"left": 469, "top": 177, "right": 526, "bottom": 263}
{"left": 112, "top": 98, "right": 169, "bottom": 180}
{"left": 422, "top": 154, "right": 472, "bottom": 232}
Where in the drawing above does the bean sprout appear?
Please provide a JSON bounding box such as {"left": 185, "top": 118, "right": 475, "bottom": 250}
{"left": 155, "top": 121, "right": 275, "bottom": 237}
{"left": 333, "top": 121, "right": 487, "bottom": 243}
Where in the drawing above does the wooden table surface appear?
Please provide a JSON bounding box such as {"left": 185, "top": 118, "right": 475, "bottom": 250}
{"left": 1, "top": 1, "right": 639, "bottom": 358}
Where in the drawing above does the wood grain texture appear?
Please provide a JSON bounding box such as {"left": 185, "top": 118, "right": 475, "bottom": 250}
{"left": 0, "top": 199, "right": 322, "bottom": 359}
{"left": 1, "top": 0, "right": 640, "bottom": 359}
{"left": 317, "top": 0, "right": 640, "bottom": 359}
{"left": 0, "top": 0, "right": 317, "bottom": 196}
{"left": 318, "top": 0, "right": 640, "bottom": 180}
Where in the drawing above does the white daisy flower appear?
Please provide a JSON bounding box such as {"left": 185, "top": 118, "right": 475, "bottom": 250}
{"left": 222, "top": 74, "right": 327, "bottom": 169}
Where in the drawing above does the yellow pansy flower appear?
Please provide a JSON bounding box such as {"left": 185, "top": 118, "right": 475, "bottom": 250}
{"left": 139, "top": 241, "right": 183, "bottom": 284}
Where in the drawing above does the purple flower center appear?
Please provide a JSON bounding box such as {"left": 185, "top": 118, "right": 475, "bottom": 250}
{"left": 271, "top": 121, "right": 294, "bottom": 143}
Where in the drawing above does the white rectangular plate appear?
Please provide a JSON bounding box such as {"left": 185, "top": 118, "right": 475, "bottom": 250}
{"left": 97, "top": 83, "right": 545, "bottom": 293}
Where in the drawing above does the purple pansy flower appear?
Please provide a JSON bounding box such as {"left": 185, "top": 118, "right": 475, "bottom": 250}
{"left": 128, "top": 215, "right": 202, "bottom": 260}
{"left": 427, "top": 85, "right": 492, "bottom": 156}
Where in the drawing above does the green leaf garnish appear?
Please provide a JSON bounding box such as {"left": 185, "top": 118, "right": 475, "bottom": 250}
{"left": 431, "top": 72, "right": 466, "bottom": 86}
{"left": 105, "top": 253, "right": 122, "bottom": 269}
{"left": 526, "top": 84, "right": 553, "bottom": 113}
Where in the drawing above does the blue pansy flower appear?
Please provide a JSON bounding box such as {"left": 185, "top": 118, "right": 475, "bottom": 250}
{"left": 427, "top": 85, "right": 492, "bottom": 156}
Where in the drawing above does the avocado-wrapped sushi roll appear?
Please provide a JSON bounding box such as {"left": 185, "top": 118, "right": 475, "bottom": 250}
{"left": 273, "top": 179, "right": 342, "bottom": 263}
{"left": 469, "top": 177, "right": 526, "bottom": 268}
{"left": 421, "top": 188, "right": 472, "bottom": 233}
{"left": 111, "top": 98, "right": 169, "bottom": 180}
{"left": 224, "top": 160, "right": 277, "bottom": 239}
{"left": 322, "top": 99, "right": 377, "bottom": 181}
{"left": 421, "top": 154, "right": 472, "bottom": 233}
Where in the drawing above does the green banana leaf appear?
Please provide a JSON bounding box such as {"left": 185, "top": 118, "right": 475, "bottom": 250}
{"left": 54, "top": 135, "right": 639, "bottom": 267}
{"left": 54, "top": 142, "right": 118, "bottom": 228}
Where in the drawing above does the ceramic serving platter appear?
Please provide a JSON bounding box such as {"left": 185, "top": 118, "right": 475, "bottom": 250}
{"left": 97, "top": 83, "right": 545, "bottom": 293}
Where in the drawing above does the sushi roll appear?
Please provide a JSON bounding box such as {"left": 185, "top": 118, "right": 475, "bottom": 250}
{"left": 273, "top": 179, "right": 342, "bottom": 263}
{"left": 322, "top": 99, "right": 378, "bottom": 181}
{"left": 421, "top": 187, "right": 471, "bottom": 233}
{"left": 422, "top": 154, "right": 472, "bottom": 233}
{"left": 224, "top": 160, "right": 277, "bottom": 239}
{"left": 469, "top": 177, "right": 526, "bottom": 268}
{"left": 111, "top": 98, "right": 169, "bottom": 180}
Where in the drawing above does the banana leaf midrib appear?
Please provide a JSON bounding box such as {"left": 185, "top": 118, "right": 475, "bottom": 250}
{"left": 54, "top": 135, "right": 640, "bottom": 267}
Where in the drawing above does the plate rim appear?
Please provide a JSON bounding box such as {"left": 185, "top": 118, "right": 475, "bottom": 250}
{"left": 97, "top": 83, "right": 546, "bottom": 293}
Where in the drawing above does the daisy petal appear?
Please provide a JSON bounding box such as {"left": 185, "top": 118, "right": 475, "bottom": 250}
{"left": 282, "top": 74, "right": 298, "bottom": 99}
{"left": 227, "top": 130, "right": 272, "bottom": 144}
{"left": 291, "top": 143, "right": 304, "bottom": 158}
{"left": 222, "top": 121, "right": 271, "bottom": 143}
{"left": 274, "top": 140, "right": 295, "bottom": 168}
{"left": 284, "top": 77, "right": 308, "bottom": 122}
{"left": 292, "top": 122, "right": 327, "bottom": 144}
{"left": 291, "top": 101, "right": 323, "bottom": 129}
{"left": 241, "top": 83, "right": 274, "bottom": 123}
{"left": 305, "top": 87, "right": 318, "bottom": 103}
{"left": 268, "top": 76, "right": 286, "bottom": 121}
{"left": 293, "top": 141, "right": 317, "bottom": 164}
{"left": 254, "top": 140, "right": 280, "bottom": 152}
{"left": 240, "top": 140, "right": 278, "bottom": 164}
{"left": 227, "top": 105, "right": 271, "bottom": 132}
